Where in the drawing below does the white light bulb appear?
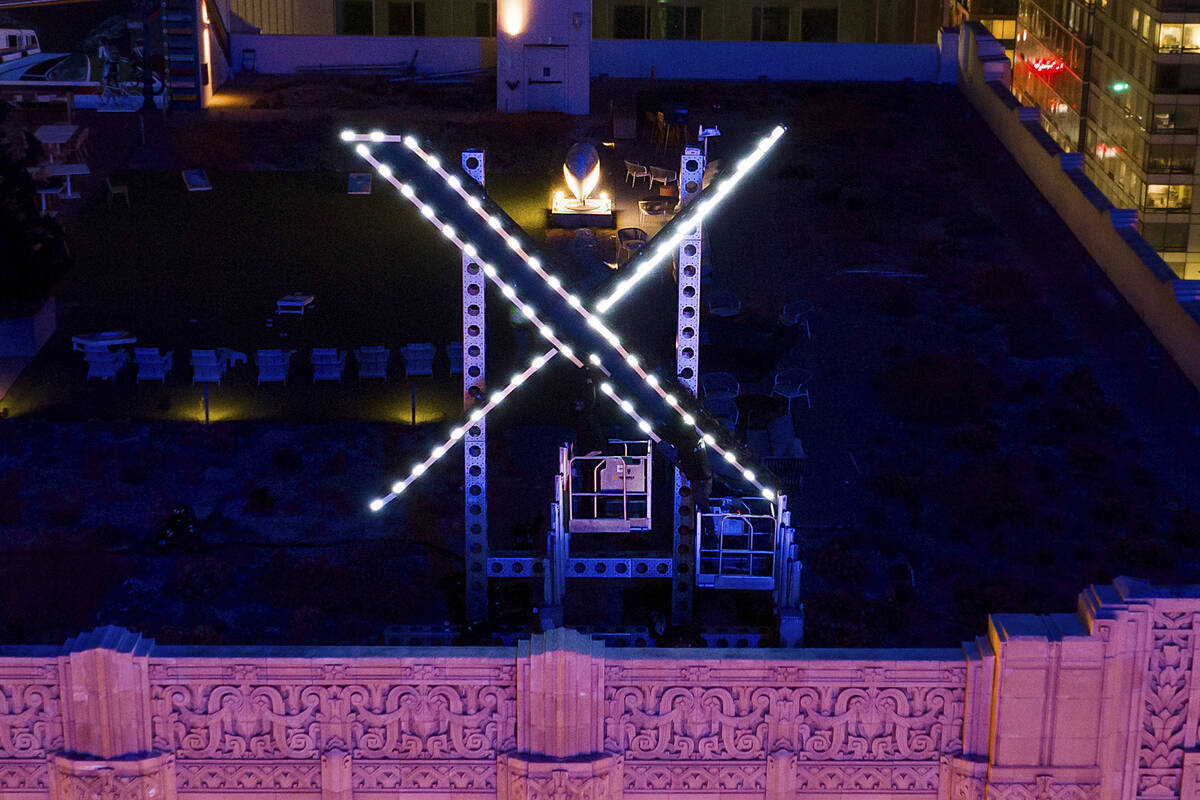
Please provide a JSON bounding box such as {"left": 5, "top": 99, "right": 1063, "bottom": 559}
{"left": 600, "top": 382, "right": 613, "bottom": 394}
{"left": 467, "top": 196, "right": 482, "bottom": 210}
{"left": 682, "top": 413, "right": 695, "bottom": 426}
{"left": 441, "top": 225, "right": 456, "bottom": 239}
{"left": 432, "top": 446, "right": 445, "bottom": 459}
{"left": 626, "top": 355, "right": 639, "bottom": 368}
{"left": 645, "top": 374, "right": 659, "bottom": 388}
{"left": 702, "top": 434, "right": 715, "bottom": 446}
{"left": 400, "top": 183, "right": 414, "bottom": 198}
{"left": 470, "top": 409, "right": 485, "bottom": 421}
{"left": 355, "top": 144, "right": 369, "bottom": 157}
{"left": 463, "top": 243, "right": 477, "bottom": 258}
{"left": 531, "top": 355, "right": 546, "bottom": 369}
{"left": 451, "top": 427, "right": 464, "bottom": 440}
{"left": 520, "top": 305, "right": 535, "bottom": 319}
{"left": 665, "top": 394, "right": 678, "bottom": 407}
{"left": 483, "top": 263, "right": 497, "bottom": 278}
{"left": 392, "top": 481, "right": 406, "bottom": 494}
{"left": 512, "top": 373, "right": 525, "bottom": 386}
{"left": 447, "top": 175, "right": 461, "bottom": 190}
{"left": 638, "top": 419, "right": 652, "bottom": 433}
{"left": 502, "top": 285, "right": 516, "bottom": 300}
{"left": 507, "top": 237, "right": 521, "bottom": 251}
{"left": 403, "top": 135, "right": 418, "bottom": 149}
{"left": 723, "top": 450, "right": 737, "bottom": 463}
{"left": 620, "top": 400, "right": 633, "bottom": 414}
{"left": 340, "top": 129, "right": 356, "bottom": 141}
{"left": 411, "top": 463, "right": 426, "bottom": 477}
{"left": 559, "top": 345, "right": 574, "bottom": 359}
{"left": 568, "top": 294, "right": 582, "bottom": 309}
{"left": 421, "top": 205, "right": 435, "bottom": 219}
{"left": 547, "top": 275, "right": 561, "bottom": 290}
{"left": 762, "top": 488, "right": 776, "bottom": 501}
{"left": 426, "top": 155, "right": 440, "bottom": 170}
{"left": 488, "top": 216, "right": 502, "bottom": 230}
{"left": 742, "top": 469, "right": 755, "bottom": 482}
{"left": 369, "top": 498, "right": 384, "bottom": 512}
{"left": 369, "top": 130, "right": 384, "bottom": 142}
{"left": 527, "top": 256, "right": 541, "bottom": 270}
{"left": 587, "top": 316, "right": 602, "bottom": 330}
{"left": 589, "top": 353, "right": 602, "bottom": 365}
{"left": 491, "top": 391, "right": 504, "bottom": 404}
{"left": 539, "top": 326, "right": 553, "bottom": 339}
{"left": 377, "top": 164, "right": 392, "bottom": 177}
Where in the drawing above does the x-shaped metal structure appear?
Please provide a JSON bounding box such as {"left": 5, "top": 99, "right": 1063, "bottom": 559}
{"left": 342, "top": 126, "right": 792, "bottom": 625}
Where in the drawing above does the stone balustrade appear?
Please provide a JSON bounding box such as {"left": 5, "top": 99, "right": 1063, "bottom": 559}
{"left": 0, "top": 578, "right": 1193, "bottom": 800}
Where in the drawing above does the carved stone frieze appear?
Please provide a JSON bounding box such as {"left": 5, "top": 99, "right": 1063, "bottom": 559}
{"left": 497, "top": 753, "right": 622, "bottom": 800}
{"left": 151, "top": 682, "right": 516, "bottom": 760}
{"left": 622, "top": 761, "right": 765, "bottom": 792}
{"left": 0, "top": 681, "right": 62, "bottom": 758}
{"left": 1137, "top": 611, "right": 1194, "bottom": 800}
{"left": 174, "top": 760, "right": 322, "bottom": 790}
{"left": 353, "top": 759, "right": 497, "bottom": 791}
{"left": 0, "top": 759, "right": 49, "bottom": 792}
{"left": 605, "top": 685, "right": 962, "bottom": 761}
{"left": 795, "top": 762, "right": 941, "bottom": 792}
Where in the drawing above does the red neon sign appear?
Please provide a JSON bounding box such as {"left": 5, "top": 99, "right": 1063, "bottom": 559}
{"left": 1029, "top": 57, "right": 1066, "bottom": 73}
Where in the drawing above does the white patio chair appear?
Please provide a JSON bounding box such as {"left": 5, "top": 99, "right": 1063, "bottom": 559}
{"left": 355, "top": 346, "right": 390, "bottom": 380}
{"left": 617, "top": 228, "right": 648, "bottom": 262}
{"left": 780, "top": 300, "right": 813, "bottom": 339}
{"left": 311, "top": 348, "right": 348, "bottom": 382}
{"left": 254, "top": 349, "right": 294, "bottom": 384}
{"left": 446, "top": 342, "right": 463, "bottom": 375}
{"left": 648, "top": 166, "right": 678, "bottom": 191}
{"left": 624, "top": 160, "right": 649, "bottom": 187}
{"left": 400, "top": 343, "right": 436, "bottom": 377}
{"left": 772, "top": 368, "right": 813, "bottom": 411}
{"left": 133, "top": 347, "right": 173, "bottom": 382}
{"left": 191, "top": 349, "right": 228, "bottom": 385}
{"left": 85, "top": 349, "right": 128, "bottom": 381}
{"left": 700, "top": 372, "right": 739, "bottom": 401}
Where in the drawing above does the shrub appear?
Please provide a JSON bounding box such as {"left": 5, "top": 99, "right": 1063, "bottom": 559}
{"left": 877, "top": 355, "right": 1003, "bottom": 425}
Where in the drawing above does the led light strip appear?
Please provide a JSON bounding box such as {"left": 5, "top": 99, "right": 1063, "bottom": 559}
{"left": 368, "top": 347, "right": 558, "bottom": 512}
{"left": 345, "top": 131, "right": 781, "bottom": 508}
{"left": 597, "top": 381, "right": 662, "bottom": 443}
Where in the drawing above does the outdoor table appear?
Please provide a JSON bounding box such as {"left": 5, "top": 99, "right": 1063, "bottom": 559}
{"left": 72, "top": 331, "right": 136, "bottom": 351}
{"left": 34, "top": 124, "right": 78, "bottom": 163}
{"left": 44, "top": 163, "right": 89, "bottom": 199}
{"left": 277, "top": 294, "right": 315, "bottom": 315}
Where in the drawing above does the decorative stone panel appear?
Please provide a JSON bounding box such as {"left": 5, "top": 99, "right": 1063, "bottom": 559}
{"left": 497, "top": 753, "right": 622, "bottom": 800}
{"left": 46, "top": 752, "right": 175, "bottom": 800}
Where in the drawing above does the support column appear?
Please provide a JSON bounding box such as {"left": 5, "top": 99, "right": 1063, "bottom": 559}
{"left": 671, "top": 145, "right": 705, "bottom": 626}
{"left": 462, "top": 149, "right": 488, "bottom": 624}
{"left": 320, "top": 748, "right": 353, "bottom": 800}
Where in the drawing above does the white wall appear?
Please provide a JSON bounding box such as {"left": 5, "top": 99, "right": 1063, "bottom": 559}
{"left": 229, "top": 33, "right": 487, "bottom": 74}
{"left": 590, "top": 40, "right": 940, "bottom": 82}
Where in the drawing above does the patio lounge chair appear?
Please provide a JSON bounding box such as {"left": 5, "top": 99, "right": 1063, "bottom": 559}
{"left": 133, "top": 347, "right": 173, "bottom": 382}
{"left": 624, "top": 160, "right": 649, "bottom": 187}
{"left": 446, "top": 342, "right": 463, "bottom": 375}
{"left": 700, "top": 372, "right": 739, "bottom": 401}
{"left": 311, "top": 348, "right": 348, "bottom": 382}
{"left": 85, "top": 349, "right": 128, "bottom": 381}
{"left": 648, "top": 166, "right": 678, "bottom": 191}
{"left": 400, "top": 343, "right": 436, "bottom": 377}
{"left": 617, "top": 228, "right": 648, "bottom": 262}
{"left": 355, "top": 346, "right": 390, "bottom": 380}
{"left": 255, "top": 349, "right": 294, "bottom": 384}
{"left": 772, "top": 367, "right": 813, "bottom": 411}
{"left": 191, "top": 349, "right": 229, "bottom": 385}
{"left": 704, "top": 396, "right": 739, "bottom": 429}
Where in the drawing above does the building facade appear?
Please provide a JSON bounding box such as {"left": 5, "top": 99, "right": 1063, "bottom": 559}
{"left": 1013, "top": 0, "right": 1200, "bottom": 277}
{"left": 0, "top": 578, "right": 1197, "bottom": 800}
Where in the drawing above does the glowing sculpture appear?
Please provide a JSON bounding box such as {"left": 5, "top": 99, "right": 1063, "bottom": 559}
{"left": 551, "top": 142, "right": 612, "bottom": 219}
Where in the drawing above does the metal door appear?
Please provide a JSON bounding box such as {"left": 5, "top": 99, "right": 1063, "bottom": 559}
{"left": 525, "top": 45, "right": 566, "bottom": 111}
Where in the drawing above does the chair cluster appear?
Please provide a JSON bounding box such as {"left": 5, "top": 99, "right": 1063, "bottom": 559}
{"left": 623, "top": 160, "right": 678, "bottom": 191}
{"left": 81, "top": 343, "right": 464, "bottom": 384}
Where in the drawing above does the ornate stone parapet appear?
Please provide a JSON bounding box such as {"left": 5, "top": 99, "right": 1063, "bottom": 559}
{"left": 497, "top": 753, "right": 622, "bottom": 800}
{"left": 57, "top": 628, "right": 153, "bottom": 759}
{"left": 46, "top": 752, "right": 175, "bottom": 800}
{"left": 517, "top": 629, "right": 605, "bottom": 759}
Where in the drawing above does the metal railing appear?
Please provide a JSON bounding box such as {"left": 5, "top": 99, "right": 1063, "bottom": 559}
{"left": 567, "top": 440, "right": 652, "bottom": 533}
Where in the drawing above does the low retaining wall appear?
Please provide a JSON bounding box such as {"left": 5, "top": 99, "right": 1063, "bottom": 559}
{"left": 230, "top": 33, "right": 493, "bottom": 75}
{"left": 0, "top": 578, "right": 1192, "bottom": 800}
{"left": 954, "top": 23, "right": 1200, "bottom": 392}
{"left": 590, "top": 40, "right": 942, "bottom": 82}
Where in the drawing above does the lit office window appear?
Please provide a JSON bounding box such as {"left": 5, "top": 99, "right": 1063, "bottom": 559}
{"left": 1146, "top": 184, "right": 1193, "bottom": 211}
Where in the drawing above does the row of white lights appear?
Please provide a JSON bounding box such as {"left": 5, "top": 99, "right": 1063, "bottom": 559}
{"left": 343, "top": 127, "right": 785, "bottom": 508}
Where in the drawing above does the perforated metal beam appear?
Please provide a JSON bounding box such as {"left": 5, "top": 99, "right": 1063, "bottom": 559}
{"left": 673, "top": 145, "right": 706, "bottom": 626}
{"left": 487, "top": 556, "right": 674, "bottom": 578}
{"left": 462, "top": 149, "right": 488, "bottom": 623}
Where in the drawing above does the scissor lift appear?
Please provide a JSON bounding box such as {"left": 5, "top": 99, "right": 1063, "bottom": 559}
{"left": 565, "top": 440, "right": 652, "bottom": 533}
